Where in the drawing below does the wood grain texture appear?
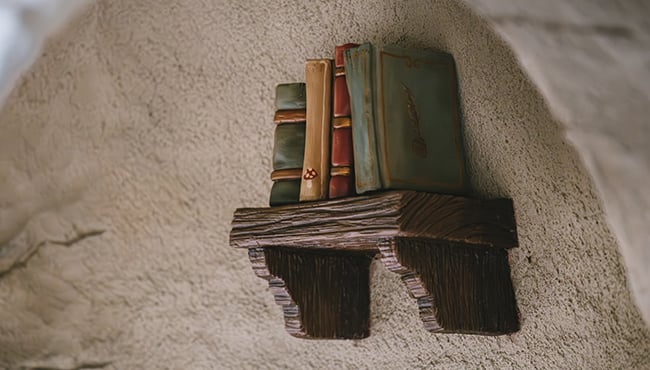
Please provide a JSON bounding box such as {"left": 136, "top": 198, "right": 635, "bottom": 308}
{"left": 230, "top": 191, "right": 517, "bottom": 250}
{"left": 248, "top": 247, "right": 302, "bottom": 334}
{"left": 379, "top": 237, "right": 519, "bottom": 335}
{"left": 249, "top": 247, "right": 372, "bottom": 339}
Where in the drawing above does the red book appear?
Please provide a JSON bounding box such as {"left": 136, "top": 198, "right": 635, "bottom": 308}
{"left": 333, "top": 43, "right": 358, "bottom": 117}
{"left": 333, "top": 72, "right": 351, "bottom": 117}
{"left": 329, "top": 167, "right": 354, "bottom": 199}
{"left": 331, "top": 120, "right": 353, "bottom": 167}
{"left": 329, "top": 43, "right": 359, "bottom": 199}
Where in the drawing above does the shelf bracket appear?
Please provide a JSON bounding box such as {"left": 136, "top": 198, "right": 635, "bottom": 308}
{"left": 249, "top": 247, "right": 373, "bottom": 339}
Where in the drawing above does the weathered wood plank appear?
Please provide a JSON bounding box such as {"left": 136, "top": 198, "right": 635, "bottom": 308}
{"left": 230, "top": 191, "right": 517, "bottom": 250}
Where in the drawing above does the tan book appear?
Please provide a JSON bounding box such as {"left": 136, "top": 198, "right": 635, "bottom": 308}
{"left": 300, "top": 59, "right": 333, "bottom": 201}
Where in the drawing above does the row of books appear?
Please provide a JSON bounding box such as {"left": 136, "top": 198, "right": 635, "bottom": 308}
{"left": 269, "top": 43, "right": 468, "bottom": 206}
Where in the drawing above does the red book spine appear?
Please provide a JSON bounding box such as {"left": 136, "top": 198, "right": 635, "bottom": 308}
{"left": 331, "top": 125, "right": 352, "bottom": 167}
{"left": 329, "top": 43, "right": 359, "bottom": 199}
{"left": 329, "top": 168, "right": 354, "bottom": 199}
{"left": 333, "top": 72, "right": 351, "bottom": 117}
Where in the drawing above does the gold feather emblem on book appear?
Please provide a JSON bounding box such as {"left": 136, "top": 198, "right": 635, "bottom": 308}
{"left": 402, "top": 82, "right": 427, "bottom": 158}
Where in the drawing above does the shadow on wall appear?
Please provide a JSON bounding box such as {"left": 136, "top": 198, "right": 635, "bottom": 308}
{"left": 0, "top": 0, "right": 648, "bottom": 368}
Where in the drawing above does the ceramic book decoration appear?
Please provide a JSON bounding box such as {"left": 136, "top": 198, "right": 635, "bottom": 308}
{"left": 329, "top": 43, "right": 358, "bottom": 199}
{"left": 234, "top": 44, "right": 520, "bottom": 340}
{"left": 344, "top": 43, "right": 467, "bottom": 194}
{"left": 275, "top": 83, "right": 307, "bottom": 110}
{"left": 270, "top": 83, "right": 306, "bottom": 206}
{"left": 300, "top": 59, "right": 333, "bottom": 202}
{"left": 329, "top": 117, "right": 353, "bottom": 198}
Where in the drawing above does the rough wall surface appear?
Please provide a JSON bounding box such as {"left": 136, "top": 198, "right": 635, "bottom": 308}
{"left": 0, "top": 0, "right": 648, "bottom": 368}
{"left": 465, "top": 0, "right": 650, "bottom": 335}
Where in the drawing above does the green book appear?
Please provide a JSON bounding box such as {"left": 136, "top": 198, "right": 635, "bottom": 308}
{"left": 269, "top": 179, "right": 301, "bottom": 206}
{"left": 275, "top": 83, "right": 306, "bottom": 110}
{"left": 273, "top": 122, "right": 306, "bottom": 170}
{"left": 270, "top": 83, "right": 307, "bottom": 206}
{"left": 344, "top": 43, "right": 467, "bottom": 194}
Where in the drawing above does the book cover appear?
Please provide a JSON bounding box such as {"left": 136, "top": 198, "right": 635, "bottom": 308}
{"left": 275, "top": 83, "right": 306, "bottom": 110}
{"left": 300, "top": 59, "right": 333, "bottom": 201}
{"left": 269, "top": 169, "right": 302, "bottom": 206}
{"left": 273, "top": 122, "right": 306, "bottom": 170}
{"left": 329, "top": 118, "right": 354, "bottom": 199}
{"left": 345, "top": 43, "right": 467, "bottom": 194}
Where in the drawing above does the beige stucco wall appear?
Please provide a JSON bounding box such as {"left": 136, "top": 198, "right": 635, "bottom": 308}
{"left": 0, "top": 0, "right": 648, "bottom": 368}
{"left": 465, "top": 0, "right": 650, "bottom": 330}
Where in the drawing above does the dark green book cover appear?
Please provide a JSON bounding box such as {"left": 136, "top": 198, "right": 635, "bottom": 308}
{"left": 345, "top": 43, "right": 467, "bottom": 194}
{"left": 275, "top": 83, "right": 306, "bottom": 110}
{"left": 272, "top": 122, "right": 306, "bottom": 170}
{"left": 270, "top": 179, "right": 301, "bottom": 206}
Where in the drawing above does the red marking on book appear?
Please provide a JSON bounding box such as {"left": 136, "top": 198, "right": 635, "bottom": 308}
{"left": 303, "top": 168, "right": 318, "bottom": 180}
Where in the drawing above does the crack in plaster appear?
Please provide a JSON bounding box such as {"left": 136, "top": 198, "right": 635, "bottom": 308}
{"left": 0, "top": 227, "right": 106, "bottom": 276}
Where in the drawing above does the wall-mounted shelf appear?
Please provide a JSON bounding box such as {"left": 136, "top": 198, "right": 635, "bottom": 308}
{"left": 229, "top": 191, "right": 519, "bottom": 339}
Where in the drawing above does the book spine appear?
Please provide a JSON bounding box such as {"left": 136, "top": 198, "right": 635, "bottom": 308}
{"left": 275, "top": 83, "right": 306, "bottom": 110}
{"left": 329, "top": 44, "right": 358, "bottom": 199}
{"left": 270, "top": 83, "right": 306, "bottom": 206}
{"left": 273, "top": 122, "right": 306, "bottom": 171}
{"left": 300, "top": 59, "right": 333, "bottom": 202}
{"left": 270, "top": 169, "right": 302, "bottom": 206}
{"left": 373, "top": 44, "right": 389, "bottom": 190}
{"left": 344, "top": 43, "right": 381, "bottom": 194}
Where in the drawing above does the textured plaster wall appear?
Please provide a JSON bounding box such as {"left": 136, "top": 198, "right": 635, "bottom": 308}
{"left": 466, "top": 0, "right": 650, "bottom": 335}
{"left": 0, "top": 0, "right": 648, "bottom": 368}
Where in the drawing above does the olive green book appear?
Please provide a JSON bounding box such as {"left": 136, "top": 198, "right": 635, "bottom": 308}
{"left": 270, "top": 83, "right": 306, "bottom": 206}
{"left": 344, "top": 43, "right": 467, "bottom": 194}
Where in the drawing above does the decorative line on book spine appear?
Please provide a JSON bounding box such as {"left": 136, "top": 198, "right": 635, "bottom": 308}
{"left": 330, "top": 166, "right": 351, "bottom": 177}
{"left": 345, "top": 43, "right": 381, "bottom": 193}
{"left": 332, "top": 117, "right": 351, "bottom": 129}
{"left": 271, "top": 169, "right": 303, "bottom": 181}
{"left": 274, "top": 109, "right": 307, "bottom": 124}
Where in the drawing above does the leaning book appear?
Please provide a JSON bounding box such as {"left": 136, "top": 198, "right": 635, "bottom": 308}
{"left": 344, "top": 43, "right": 468, "bottom": 195}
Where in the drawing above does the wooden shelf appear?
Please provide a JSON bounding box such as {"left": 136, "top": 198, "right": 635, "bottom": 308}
{"left": 230, "top": 191, "right": 519, "bottom": 339}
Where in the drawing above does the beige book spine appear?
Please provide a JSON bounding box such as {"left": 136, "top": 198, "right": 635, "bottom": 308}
{"left": 300, "top": 59, "right": 333, "bottom": 201}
